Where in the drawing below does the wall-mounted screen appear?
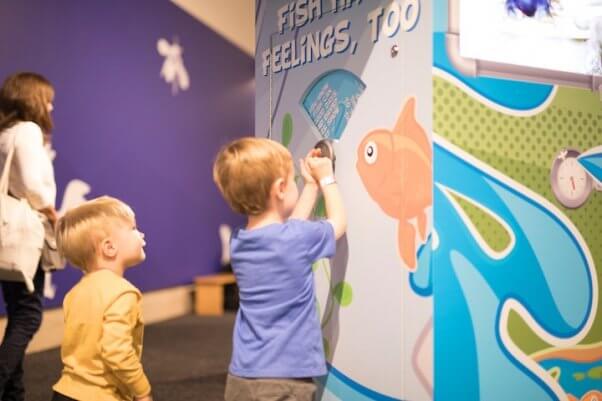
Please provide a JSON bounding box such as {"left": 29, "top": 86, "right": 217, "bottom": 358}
{"left": 460, "top": 0, "right": 602, "bottom": 76}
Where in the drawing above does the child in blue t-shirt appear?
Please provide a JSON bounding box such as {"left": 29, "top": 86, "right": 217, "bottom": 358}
{"left": 213, "top": 137, "right": 346, "bottom": 401}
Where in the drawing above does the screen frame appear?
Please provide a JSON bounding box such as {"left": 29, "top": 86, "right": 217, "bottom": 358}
{"left": 446, "top": 0, "right": 602, "bottom": 94}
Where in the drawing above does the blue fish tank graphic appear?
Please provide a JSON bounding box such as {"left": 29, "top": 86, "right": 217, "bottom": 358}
{"left": 301, "top": 69, "right": 366, "bottom": 140}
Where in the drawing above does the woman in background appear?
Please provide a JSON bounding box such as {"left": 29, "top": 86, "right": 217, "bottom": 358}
{"left": 0, "top": 72, "right": 58, "bottom": 401}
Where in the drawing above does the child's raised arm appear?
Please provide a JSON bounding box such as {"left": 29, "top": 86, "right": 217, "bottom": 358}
{"left": 308, "top": 155, "right": 346, "bottom": 239}
{"left": 290, "top": 149, "right": 321, "bottom": 220}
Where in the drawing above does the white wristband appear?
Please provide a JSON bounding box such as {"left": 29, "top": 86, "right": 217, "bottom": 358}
{"left": 319, "top": 175, "right": 336, "bottom": 188}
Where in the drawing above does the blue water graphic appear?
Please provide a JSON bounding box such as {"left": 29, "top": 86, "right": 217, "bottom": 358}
{"left": 408, "top": 138, "right": 595, "bottom": 400}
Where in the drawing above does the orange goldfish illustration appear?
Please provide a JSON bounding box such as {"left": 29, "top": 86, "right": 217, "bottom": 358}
{"left": 356, "top": 97, "right": 432, "bottom": 270}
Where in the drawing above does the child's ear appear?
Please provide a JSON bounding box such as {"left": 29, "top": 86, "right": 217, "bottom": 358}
{"left": 272, "top": 177, "right": 286, "bottom": 201}
{"left": 100, "top": 238, "right": 118, "bottom": 259}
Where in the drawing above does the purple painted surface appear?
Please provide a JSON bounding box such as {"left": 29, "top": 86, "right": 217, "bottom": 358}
{"left": 0, "top": 1, "right": 252, "bottom": 311}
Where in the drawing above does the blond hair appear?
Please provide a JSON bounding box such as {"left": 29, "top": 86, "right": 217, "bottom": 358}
{"left": 213, "top": 137, "right": 292, "bottom": 215}
{"left": 56, "top": 196, "right": 135, "bottom": 271}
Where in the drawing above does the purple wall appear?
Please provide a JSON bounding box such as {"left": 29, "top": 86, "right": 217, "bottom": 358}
{"left": 0, "top": 1, "right": 251, "bottom": 311}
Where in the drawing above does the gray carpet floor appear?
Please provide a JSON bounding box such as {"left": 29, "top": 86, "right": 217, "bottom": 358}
{"left": 23, "top": 313, "right": 235, "bottom": 401}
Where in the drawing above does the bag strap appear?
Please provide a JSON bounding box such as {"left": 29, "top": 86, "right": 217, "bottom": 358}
{"left": 0, "top": 132, "right": 17, "bottom": 196}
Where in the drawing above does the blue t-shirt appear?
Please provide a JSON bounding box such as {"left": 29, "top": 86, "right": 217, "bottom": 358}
{"left": 229, "top": 219, "right": 336, "bottom": 378}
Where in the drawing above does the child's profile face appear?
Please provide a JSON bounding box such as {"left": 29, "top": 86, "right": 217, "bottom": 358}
{"left": 112, "top": 218, "right": 146, "bottom": 268}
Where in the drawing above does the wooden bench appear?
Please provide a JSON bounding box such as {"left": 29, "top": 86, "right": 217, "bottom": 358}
{"left": 194, "top": 273, "right": 237, "bottom": 316}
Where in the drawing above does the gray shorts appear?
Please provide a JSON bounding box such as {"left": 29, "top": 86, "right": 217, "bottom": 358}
{"left": 224, "top": 374, "right": 317, "bottom": 401}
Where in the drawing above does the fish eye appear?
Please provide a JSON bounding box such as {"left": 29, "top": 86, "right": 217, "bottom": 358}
{"left": 364, "top": 141, "right": 378, "bottom": 165}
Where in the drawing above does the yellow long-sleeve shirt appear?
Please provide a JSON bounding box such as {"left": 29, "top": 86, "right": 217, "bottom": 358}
{"left": 53, "top": 270, "right": 151, "bottom": 401}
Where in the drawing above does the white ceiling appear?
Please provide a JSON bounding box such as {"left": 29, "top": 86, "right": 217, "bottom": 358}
{"left": 171, "top": 0, "right": 255, "bottom": 56}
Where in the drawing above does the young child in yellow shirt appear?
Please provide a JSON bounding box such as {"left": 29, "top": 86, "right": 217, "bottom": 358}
{"left": 51, "top": 196, "right": 152, "bottom": 401}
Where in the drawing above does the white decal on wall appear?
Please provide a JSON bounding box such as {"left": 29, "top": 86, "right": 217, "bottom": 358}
{"left": 58, "top": 179, "right": 91, "bottom": 217}
{"left": 157, "top": 38, "right": 190, "bottom": 95}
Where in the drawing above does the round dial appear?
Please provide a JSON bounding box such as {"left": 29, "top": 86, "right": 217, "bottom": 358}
{"left": 551, "top": 149, "right": 593, "bottom": 208}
